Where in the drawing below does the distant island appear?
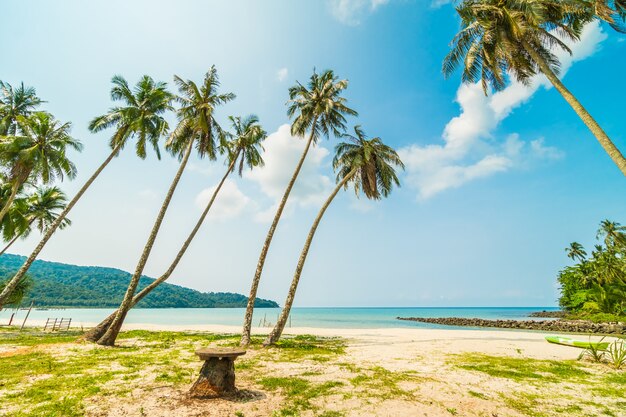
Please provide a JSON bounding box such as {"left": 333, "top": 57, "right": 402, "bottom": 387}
{"left": 0, "top": 254, "right": 278, "bottom": 308}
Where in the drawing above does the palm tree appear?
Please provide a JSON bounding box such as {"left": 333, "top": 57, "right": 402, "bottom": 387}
{"left": 0, "top": 81, "right": 43, "bottom": 135}
{"left": 566, "top": 242, "right": 587, "bottom": 262}
{"left": 443, "top": 0, "right": 626, "bottom": 176}
{"left": 597, "top": 219, "right": 626, "bottom": 249}
{"left": 96, "top": 67, "right": 234, "bottom": 346}
{"left": 585, "top": 0, "right": 626, "bottom": 31}
{"left": 240, "top": 69, "right": 357, "bottom": 346}
{"left": 264, "top": 126, "right": 404, "bottom": 346}
{"left": 0, "top": 112, "right": 81, "bottom": 226}
{"left": 0, "top": 186, "right": 71, "bottom": 256}
{"left": 0, "top": 75, "right": 171, "bottom": 308}
{"left": 82, "top": 114, "right": 265, "bottom": 342}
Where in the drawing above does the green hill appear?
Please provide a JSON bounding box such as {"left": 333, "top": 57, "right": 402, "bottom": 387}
{"left": 0, "top": 254, "right": 278, "bottom": 308}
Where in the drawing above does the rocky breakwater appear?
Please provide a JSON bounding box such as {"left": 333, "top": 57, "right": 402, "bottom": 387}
{"left": 396, "top": 317, "right": 626, "bottom": 334}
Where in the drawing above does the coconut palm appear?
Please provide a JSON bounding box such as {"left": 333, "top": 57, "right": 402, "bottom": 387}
{"left": 0, "top": 276, "right": 33, "bottom": 307}
{"left": 0, "top": 112, "right": 80, "bottom": 226}
{"left": 566, "top": 242, "right": 587, "bottom": 262}
{"left": 0, "top": 75, "right": 171, "bottom": 308}
{"left": 443, "top": 0, "right": 626, "bottom": 176}
{"left": 83, "top": 114, "right": 265, "bottom": 342}
{"left": 0, "top": 81, "right": 43, "bottom": 135}
{"left": 585, "top": 0, "right": 626, "bottom": 31}
{"left": 96, "top": 68, "right": 234, "bottom": 346}
{"left": 240, "top": 69, "right": 357, "bottom": 346}
{"left": 0, "top": 186, "right": 71, "bottom": 256}
{"left": 264, "top": 126, "right": 404, "bottom": 346}
{"left": 597, "top": 219, "right": 626, "bottom": 249}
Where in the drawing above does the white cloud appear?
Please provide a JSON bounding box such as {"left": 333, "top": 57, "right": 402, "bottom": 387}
{"left": 245, "top": 124, "right": 332, "bottom": 222}
{"left": 276, "top": 67, "right": 288, "bottom": 82}
{"left": 329, "top": 0, "right": 390, "bottom": 25}
{"left": 195, "top": 180, "right": 251, "bottom": 222}
{"left": 400, "top": 23, "right": 606, "bottom": 200}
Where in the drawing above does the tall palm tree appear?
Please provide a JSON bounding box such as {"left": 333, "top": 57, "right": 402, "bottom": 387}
{"left": 240, "top": 69, "right": 357, "bottom": 346}
{"left": 0, "top": 75, "right": 171, "bottom": 308}
{"left": 443, "top": 0, "right": 626, "bottom": 176}
{"left": 585, "top": 0, "right": 626, "bottom": 31}
{"left": 264, "top": 126, "right": 404, "bottom": 346}
{"left": 0, "top": 81, "right": 43, "bottom": 135}
{"left": 0, "top": 186, "right": 71, "bottom": 256}
{"left": 0, "top": 112, "right": 81, "bottom": 226}
{"left": 566, "top": 242, "right": 587, "bottom": 262}
{"left": 597, "top": 219, "right": 626, "bottom": 249}
{"left": 83, "top": 114, "right": 265, "bottom": 342}
{"left": 96, "top": 67, "right": 234, "bottom": 346}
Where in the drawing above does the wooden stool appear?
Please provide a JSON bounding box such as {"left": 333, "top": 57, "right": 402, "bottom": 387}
{"left": 189, "top": 348, "right": 246, "bottom": 397}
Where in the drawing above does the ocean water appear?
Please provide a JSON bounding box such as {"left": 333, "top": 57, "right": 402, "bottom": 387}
{"left": 0, "top": 307, "right": 559, "bottom": 329}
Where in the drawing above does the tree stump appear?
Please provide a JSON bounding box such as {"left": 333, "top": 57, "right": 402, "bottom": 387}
{"left": 189, "top": 348, "right": 246, "bottom": 397}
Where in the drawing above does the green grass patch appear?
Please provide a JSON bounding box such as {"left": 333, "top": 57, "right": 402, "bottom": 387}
{"left": 452, "top": 353, "right": 589, "bottom": 383}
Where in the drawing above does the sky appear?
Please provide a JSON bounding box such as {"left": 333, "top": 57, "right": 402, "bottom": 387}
{"left": 1, "top": 0, "right": 625, "bottom": 307}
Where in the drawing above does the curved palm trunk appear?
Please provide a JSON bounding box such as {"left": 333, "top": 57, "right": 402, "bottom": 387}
{"left": 0, "top": 219, "right": 35, "bottom": 256}
{"left": 263, "top": 169, "right": 356, "bottom": 346}
{"left": 0, "top": 142, "right": 124, "bottom": 308}
{"left": 240, "top": 122, "right": 318, "bottom": 347}
{"left": 522, "top": 41, "right": 626, "bottom": 176}
{"left": 0, "top": 180, "right": 24, "bottom": 226}
{"left": 97, "top": 139, "right": 195, "bottom": 346}
{"left": 83, "top": 154, "right": 238, "bottom": 342}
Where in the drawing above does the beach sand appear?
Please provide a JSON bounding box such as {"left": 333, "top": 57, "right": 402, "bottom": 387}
{"left": 2, "top": 323, "right": 622, "bottom": 416}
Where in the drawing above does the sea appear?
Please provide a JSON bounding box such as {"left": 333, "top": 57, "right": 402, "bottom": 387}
{"left": 0, "top": 307, "right": 560, "bottom": 329}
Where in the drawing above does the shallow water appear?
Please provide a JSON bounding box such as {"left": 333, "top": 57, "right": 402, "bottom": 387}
{"left": 0, "top": 306, "right": 559, "bottom": 329}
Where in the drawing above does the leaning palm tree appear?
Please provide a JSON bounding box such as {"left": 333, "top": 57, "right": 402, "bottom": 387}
{"left": 0, "top": 112, "right": 81, "bottom": 227}
{"left": 585, "top": 0, "right": 626, "bottom": 31}
{"left": 0, "top": 186, "right": 71, "bottom": 256}
{"left": 597, "top": 220, "right": 626, "bottom": 250}
{"left": 96, "top": 67, "right": 234, "bottom": 346}
{"left": 264, "top": 126, "right": 404, "bottom": 346}
{"left": 443, "top": 0, "right": 626, "bottom": 176}
{"left": 0, "top": 75, "right": 171, "bottom": 308}
{"left": 83, "top": 114, "right": 265, "bottom": 342}
{"left": 240, "top": 69, "right": 357, "bottom": 346}
{"left": 0, "top": 81, "right": 43, "bottom": 135}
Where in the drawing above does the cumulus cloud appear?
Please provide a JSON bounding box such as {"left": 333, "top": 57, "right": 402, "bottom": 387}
{"left": 276, "top": 67, "right": 288, "bottom": 82}
{"left": 245, "top": 124, "right": 332, "bottom": 222}
{"left": 195, "top": 180, "right": 251, "bottom": 222}
{"left": 329, "top": 0, "right": 390, "bottom": 25}
{"left": 400, "top": 23, "right": 606, "bottom": 200}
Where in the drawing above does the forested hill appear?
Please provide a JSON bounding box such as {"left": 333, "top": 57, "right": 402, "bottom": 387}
{"left": 0, "top": 254, "right": 278, "bottom": 308}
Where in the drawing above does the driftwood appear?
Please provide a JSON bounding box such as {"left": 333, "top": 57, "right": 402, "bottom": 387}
{"left": 189, "top": 348, "right": 246, "bottom": 397}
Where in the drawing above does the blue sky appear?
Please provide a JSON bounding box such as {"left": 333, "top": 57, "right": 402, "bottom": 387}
{"left": 2, "top": 0, "right": 625, "bottom": 307}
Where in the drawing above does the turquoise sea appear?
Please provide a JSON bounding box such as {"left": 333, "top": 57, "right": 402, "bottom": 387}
{"left": 0, "top": 307, "right": 559, "bottom": 329}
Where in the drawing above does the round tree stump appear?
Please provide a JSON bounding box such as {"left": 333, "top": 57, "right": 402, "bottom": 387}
{"left": 189, "top": 348, "right": 246, "bottom": 397}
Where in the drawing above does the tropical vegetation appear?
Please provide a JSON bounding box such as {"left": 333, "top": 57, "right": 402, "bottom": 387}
{"left": 444, "top": 0, "right": 626, "bottom": 176}
{"left": 0, "top": 254, "right": 278, "bottom": 308}
{"left": 240, "top": 69, "right": 358, "bottom": 346}
{"left": 557, "top": 220, "right": 626, "bottom": 320}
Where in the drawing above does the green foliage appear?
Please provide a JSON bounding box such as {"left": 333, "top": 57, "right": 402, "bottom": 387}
{"left": 0, "top": 275, "right": 32, "bottom": 306}
{"left": 606, "top": 338, "right": 626, "bottom": 370}
{"left": 578, "top": 337, "right": 607, "bottom": 363}
{"left": 557, "top": 220, "right": 626, "bottom": 317}
{"left": 0, "top": 254, "right": 278, "bottom": 308}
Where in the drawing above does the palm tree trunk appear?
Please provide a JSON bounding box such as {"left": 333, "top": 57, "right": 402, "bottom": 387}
{"left": 0, "top": 180, "right": 23, "bottom": 226}
{"left": 263, "top": 169, "right": 356, "bottom": 346}
{"left": 0, "top": 219, "right": 35, "bottom": 256}
{"left": 83, "top": 153, "right": 239, "bottom": 342}
{"left": 522, "top": 40, "right": 626, "bottom": 176}
{"left": 96, "top": 139, "right": 195, "bottom": 346}
{"left": 240, "top": 121, "right": 318, "bottom": 347}
{"left": 0, "top": 142, "right": 124, "bottom": 308}
{"left": 0, "top": 234, "right": 21, "bottom": 257}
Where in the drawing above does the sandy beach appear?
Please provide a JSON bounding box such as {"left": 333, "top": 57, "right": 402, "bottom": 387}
{"left": 3, "top": 323, "right": 622, "bottom": 417}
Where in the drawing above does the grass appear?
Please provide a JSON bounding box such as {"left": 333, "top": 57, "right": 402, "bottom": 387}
{"left": 451, "top": 353, "right": 626, "bottom": 417}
